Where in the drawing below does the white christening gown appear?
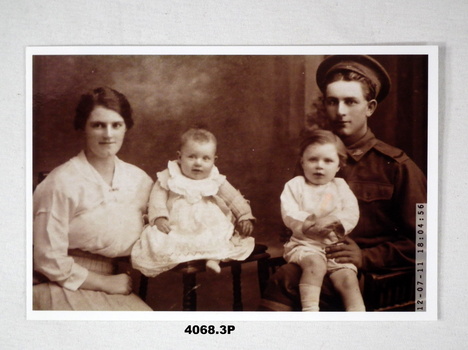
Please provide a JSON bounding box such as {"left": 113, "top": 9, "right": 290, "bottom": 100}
{"left": 131, "top": 161, "right": 255, "bottom": 277}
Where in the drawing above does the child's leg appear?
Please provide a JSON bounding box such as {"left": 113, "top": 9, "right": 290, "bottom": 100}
{"left": 297, "top": 255, "right": 327, "bottom": 312}
{"left": 206, "top": 259, "right": 221, "bottom": 273}
{"left": 329, "top": 268, "right": 365, "bottom": 311}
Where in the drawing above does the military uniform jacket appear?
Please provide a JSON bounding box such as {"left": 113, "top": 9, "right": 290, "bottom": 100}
{"left": 338, "top": 129, "right": 427, "bottom": 272}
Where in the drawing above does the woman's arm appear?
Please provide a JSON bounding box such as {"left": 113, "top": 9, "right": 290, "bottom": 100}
{"left": 34, "top": 173, "right": 133, "bottom": 294}
{"left": 33, "top": 184, "right": 89, "bottom": 291}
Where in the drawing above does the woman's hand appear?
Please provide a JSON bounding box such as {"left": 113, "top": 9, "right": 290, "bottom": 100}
{"left": 325, "top": 236, "right": 363, "bottom": 269}
{"left": 81, "top": 271, "right": 133, "bottom": 295}
{"left": 237, "top": 220, "right": 254, "bottom": 237}
{"left": 101, "top": 274, "right": 133, "bottom": 295}
{"left": 154, "top": 217, "right": 170, "bottom": 234}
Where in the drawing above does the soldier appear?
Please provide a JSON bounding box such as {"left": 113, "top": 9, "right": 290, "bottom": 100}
{"left": 260, "top": 55, "right": 427, "bottom": 311}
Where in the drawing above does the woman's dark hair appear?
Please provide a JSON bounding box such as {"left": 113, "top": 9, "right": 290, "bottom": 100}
{"left": 74, "top": 87, "right": 134, "bottom": 130}
{"left": 299, "top": 129, "right": 347, "bottom": 168}
{"left": 324, "top": 70, "right": 376, "bottom": 102}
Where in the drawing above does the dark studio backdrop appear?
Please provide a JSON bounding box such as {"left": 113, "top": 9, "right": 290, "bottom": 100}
{"left": 32, "top": 54, "right": 428, "bottom": 309}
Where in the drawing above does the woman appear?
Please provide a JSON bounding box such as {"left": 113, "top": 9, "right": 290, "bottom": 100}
{"left": 33, "top": 87, "right": 153, "bottom": 310}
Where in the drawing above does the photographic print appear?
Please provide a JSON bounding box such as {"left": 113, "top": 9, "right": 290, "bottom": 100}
{"left": 27, "top": 46, "right": 437, "bottom": 321}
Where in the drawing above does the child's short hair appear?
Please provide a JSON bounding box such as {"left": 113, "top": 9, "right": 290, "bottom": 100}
{"left": 180, "top": 127, "right": 217, "bottom": 150}
{"left": 299, "top": 129, "right": 347, "bottom": 168}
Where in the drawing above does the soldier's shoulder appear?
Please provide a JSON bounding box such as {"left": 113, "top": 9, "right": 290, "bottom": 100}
{"left": 373, "top": 140, "right": 409, "bottom": 164}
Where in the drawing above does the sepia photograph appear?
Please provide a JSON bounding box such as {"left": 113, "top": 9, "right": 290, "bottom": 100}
{"left": 27, "top": 46, "right": 437, "bottom": 321}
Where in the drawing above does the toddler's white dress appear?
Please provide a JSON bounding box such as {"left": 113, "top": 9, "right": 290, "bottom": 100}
{"left": 131, "top": 161, "right": 255, "bottom": 277}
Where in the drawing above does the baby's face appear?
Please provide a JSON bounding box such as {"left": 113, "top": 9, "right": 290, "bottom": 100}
{"left": 178, "top": 139, "right": 216, "bottom": 180}
{"left": 301, "top": 143, "right": 340, "bottom": 186}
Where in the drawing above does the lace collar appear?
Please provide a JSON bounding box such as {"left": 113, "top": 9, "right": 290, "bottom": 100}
{"left": 157, "top": 160, "right": 226, "bottom": 202}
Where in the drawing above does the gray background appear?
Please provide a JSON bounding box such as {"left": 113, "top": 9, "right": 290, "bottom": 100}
{"left": 2, "top": 0, "right": 466, "bottom": 348}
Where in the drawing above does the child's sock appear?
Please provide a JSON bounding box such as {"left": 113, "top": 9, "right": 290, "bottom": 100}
{"left": 299, "top": 283, "right": 321, "bottom": 312}
{"left": 205, "top": 260, "right": 221, "bottom": 273}
{"left": 343, "top": 289, "right": 366, "bottom": 311}
{"left": 346, "top": 304, "right": 366, "bottom": 312}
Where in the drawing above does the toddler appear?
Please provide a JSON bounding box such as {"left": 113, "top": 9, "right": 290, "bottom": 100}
{"left": 132, "top": 127, "right": 255, "bottom": 276}
{"left": 280, "top": 129, "right": 365, "bottom": 311}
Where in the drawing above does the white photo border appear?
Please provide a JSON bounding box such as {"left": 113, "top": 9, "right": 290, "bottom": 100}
{"left": 26, "top": 45, "right": 438, "bottom": 321}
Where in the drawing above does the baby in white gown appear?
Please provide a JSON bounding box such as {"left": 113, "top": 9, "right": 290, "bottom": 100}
{"left": 131, "top": 127, "right": 255, "bottom": 277}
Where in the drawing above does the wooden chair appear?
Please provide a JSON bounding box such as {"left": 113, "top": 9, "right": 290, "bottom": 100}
{"left": 263, "top": 256, "right": 415, "bottom": 311}
{"left": 138, "top": 243, "right": 270, "bottom": 311}
{"left": 363, "top": 267, "right": 415, "bottom": 311}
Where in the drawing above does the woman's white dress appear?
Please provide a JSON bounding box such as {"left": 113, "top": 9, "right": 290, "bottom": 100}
{"left": 33, "top": 151, "right": 153, "bottom": 310}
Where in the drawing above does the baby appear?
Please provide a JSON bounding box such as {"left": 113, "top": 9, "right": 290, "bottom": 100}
{"left": 280, "top": 129, "right": 365, "bottom": 311}
{"left": 132, "top": 127, "right": 255, "bottom": 276}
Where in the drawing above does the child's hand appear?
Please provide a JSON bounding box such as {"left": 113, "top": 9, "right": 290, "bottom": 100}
{"left": 315, "top": 215, "right": 340, "bottom": 232}
{"left": 237, "top": 220, "right": 254, "bottom": 237}
{"left": 302, "top": 214, "right": 342, "bottom": 239}
{"left": 154, "top": 217, "right": 170, "bottom": 234}
{"left": 303, "top": 225, "right": 331, "bottom": 239}
{"left": 316, "top": 215, "right": 342, "bottom": 238}
{"left": 321, "top": 216, "right": 345, "bottom": 239}
{"left": 302, "top": 214, "right": 317, "bottom": 235}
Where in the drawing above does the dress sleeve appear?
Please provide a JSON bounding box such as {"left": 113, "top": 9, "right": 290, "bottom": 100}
{"left": 147, "top": 180, "right": 170, "bottom": 224}
{"left": 280, "top": 178, "right": 310, "bottom": 234}
{"left": 33, "top": 182, "right": 88, "bottom": 291}
{"left": 334, "top": 179, "right": 359, "bottom": 235}
{"left": 360, "top": 159, "right": 427, "bottom": 271}
{"left": 217, "top": 179, "right": 255, "bottom": 223}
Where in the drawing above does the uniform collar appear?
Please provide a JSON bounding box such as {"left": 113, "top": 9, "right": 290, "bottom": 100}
{"left": 346, "top": 129, "right": 378, "bottom": 161}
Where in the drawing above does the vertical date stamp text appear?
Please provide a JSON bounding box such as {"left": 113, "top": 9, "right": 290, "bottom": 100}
{"left": 416, "top": 203, "right": 427, "bottom": 311}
